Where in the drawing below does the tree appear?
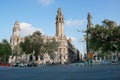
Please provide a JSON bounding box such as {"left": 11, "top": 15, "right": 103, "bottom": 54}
{"left": 44, "top": 38, "right": 59, "bottom": 59}
{"left": 20, "top": 31, "right": 59, "bottom": 61}
{"left": 20, "top": 31, "right": 45, "bottom": 61}
{"left": 13, "top": 45, "right": 22, "bottom": 55}
{"left": 86, "top": 19, "right": 120, "bottom": 58}
{"left": 31, "top": 31, "right": 43, "bottom": 55}
{"left": 0, "top": 39, "right": 12, "bottom": 63}
{"left": 20, "top": 37, "right": 33, "bottom": 54}
{"left": 20, "top": 31, "right": 43, "bottom": 56}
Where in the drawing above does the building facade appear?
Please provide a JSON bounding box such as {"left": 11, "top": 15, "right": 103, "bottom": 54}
{"left": 10, "top": 21, "right": 24, "bottom": 47}
{"left": 9, "top": 8, "right": 79, "bottom": 64}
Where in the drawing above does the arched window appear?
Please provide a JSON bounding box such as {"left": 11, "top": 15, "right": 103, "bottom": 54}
{"left": 29, "top": 55, "right": 33, "bottom": 61}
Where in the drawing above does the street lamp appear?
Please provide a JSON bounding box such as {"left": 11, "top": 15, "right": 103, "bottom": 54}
{"left": 86, "top": 30, "right": 91, "bottom": 54}
{"left": 77, "top": 29, "right": 87, "bottom": 54}
{"left": 77, "top": 29, "right": 93, "bottom": 66}
{"left": 82, "top": 40, "right": 86, "bottom": 55}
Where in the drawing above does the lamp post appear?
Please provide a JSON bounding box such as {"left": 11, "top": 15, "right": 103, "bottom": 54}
{"left": 77, "top": 30, "right": 87, "bottom": 51}
{"left": 82, "top": 40, "right": 86, "bottom": 55}
{"left": 77, "top": 29, "right": 87, "bottom": 62}
{"left": 86, "top": 31, "right": 91, "bottom": 54}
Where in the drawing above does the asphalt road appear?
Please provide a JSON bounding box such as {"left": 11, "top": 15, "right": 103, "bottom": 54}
{"left": 0, "top": 64, "right": 120, "bottom": 80}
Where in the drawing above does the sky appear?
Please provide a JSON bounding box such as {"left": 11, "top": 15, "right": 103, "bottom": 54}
{"left": 0, "top": 0, "right": 120, "bottom": 55}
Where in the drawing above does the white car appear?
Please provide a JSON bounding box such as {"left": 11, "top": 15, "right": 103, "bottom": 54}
{"left": 101, "top": 60, "right": 110, "bottom": 65}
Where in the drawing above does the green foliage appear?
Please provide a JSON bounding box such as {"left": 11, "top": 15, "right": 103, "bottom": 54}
{"left": 20, "top": 31, "right": 43, "bottom": 55}
{"left": 20, "top": 31, "right": 59, "bottom": 59}
{"left": 20, "top": 37, "right": 33, "bottom": 54}
{"left": 86, "top": 19, "right": 120, "bottom": 57}
{"left": 0, "top": 39, "right": 12, "bottom": 63}
{"left": 44, "top": 38, "right": 59, "bottom": 59}
{"left": 13, "top": 45, "right": 22, "bottom": 56}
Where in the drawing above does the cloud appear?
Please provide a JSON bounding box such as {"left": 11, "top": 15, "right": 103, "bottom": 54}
{"left": 39, "top": 0, "right": 54, "bottom": 6}
{"left": 65, "top": 19, "right": 85, "bottom": 27}
{"left": 20, "top": 22, "right": 43, "bottom": 36}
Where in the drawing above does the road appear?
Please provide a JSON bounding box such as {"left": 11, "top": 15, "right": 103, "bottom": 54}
{"left": 0, "top": 64, "right": 120, "bottom": 80}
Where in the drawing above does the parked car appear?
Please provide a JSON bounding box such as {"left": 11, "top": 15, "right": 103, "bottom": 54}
{"left": 13, "top": 62, "right": 37, "bottom": 67}
{"left": 13, "top": 63, "right": 26, "bottom": 67}
{"left": 27, "top": 62, "right": 37, "bottom": 67}
{"left": 101, "top": 60, "right": 110, "bottom": 65}
{"left": 13, "top": 63, "right": 19, "bottom": 67}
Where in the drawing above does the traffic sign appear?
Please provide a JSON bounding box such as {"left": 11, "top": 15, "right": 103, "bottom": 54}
{"left": 88, "top": 53, "right": 93, "bottom": 59}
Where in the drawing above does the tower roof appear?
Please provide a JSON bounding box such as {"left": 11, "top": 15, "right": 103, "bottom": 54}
{"left": 87, "top": 12, "right": 92, "bottom": 19}
{"left": 13, "top": 21, "right": 20, "bottom": 31}
{"left": 14, "top": 21, "right": 20, "bottom": 27}
{"left": 57, "top": 8, "right": 62, "bottom": 15}
{"left": 56, "top": 8, "right": 64, "bottom": 23}
{"left": 87, "top": 12, "right": 93, "bottom": 28}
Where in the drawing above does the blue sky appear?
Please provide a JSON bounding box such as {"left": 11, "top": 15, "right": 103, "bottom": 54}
{"left": 0, "top": 0, "right": 120, "bottom": 54}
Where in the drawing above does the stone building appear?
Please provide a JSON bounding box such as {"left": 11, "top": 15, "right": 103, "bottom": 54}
{"left": 87, "top": 12, "right": 93, "bottom": 28}
{"left": 10, "top": 21, "right": 24, "bottom": 47}
{"left": 9, "top": 21, "right": 24, "bottom": 63}
{"left": 54, "top": 8, "right": 69, "bottom": 64}
{"left": 9, "top": 8, "right": 79, "bottom": 64}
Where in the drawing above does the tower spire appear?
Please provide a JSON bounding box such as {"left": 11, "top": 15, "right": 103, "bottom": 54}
{"left": 87, "top": 12, "right": 93, "bottom": 28}
{"left": 10, "top": 21, "right": 21, "bottom": 46}
{"left": 55, "top": 8, "right": 64, "bottom": 37}
{"left": 13, "top": 21, "right": 20, "bottom": 37}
